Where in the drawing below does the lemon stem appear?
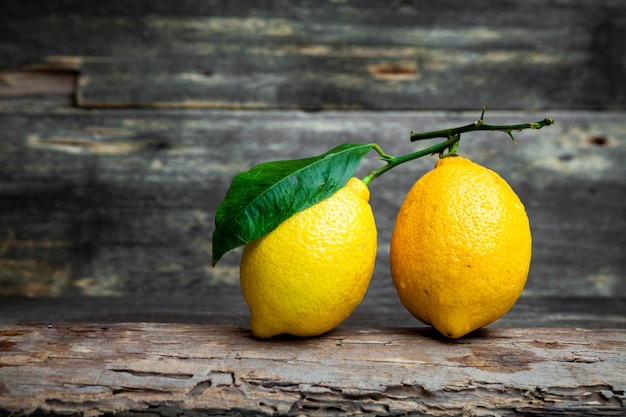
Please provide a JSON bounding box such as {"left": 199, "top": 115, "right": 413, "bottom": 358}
{"left": 362, "top": 112, "right": 554, "bottom": 185}
{"left": 363, "top": 136, "right": 459, "bottom": 185}
{"left": 410, "top": 117, "right": 555, "bottom": 143}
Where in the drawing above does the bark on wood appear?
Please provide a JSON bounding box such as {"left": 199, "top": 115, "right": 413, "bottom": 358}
{"left": 0, "top": 324, "right": 624, "bottom": 416}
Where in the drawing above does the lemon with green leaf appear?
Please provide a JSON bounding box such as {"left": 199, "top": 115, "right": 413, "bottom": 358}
{"left": 240, "top": 177, "right": 376, "bottom": 338}
{"left": 211, "top": 111, "right": 554, "bottom": 339}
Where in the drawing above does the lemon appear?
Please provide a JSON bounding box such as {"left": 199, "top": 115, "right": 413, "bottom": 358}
{"left": 240, "top": 177, "right": 377, "bottom": 338}
{"left": 390, "top": 155, "right": 531, "bottom": 338}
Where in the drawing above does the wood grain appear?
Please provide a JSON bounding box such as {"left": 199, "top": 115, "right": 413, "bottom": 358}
{"left": 0, "top": 324, "right": 624, "bottom": 416}
{"left": 0, "top": 2, "right": 624, "bottom": 331}
{"left": 0, "top": 105, "right": 623, "bottom": 298}
{"left": 1, "top": 0, "right": 624, "bottom": 109}
{"left": 0, "top": 3, "right": 623, "bottom": 414}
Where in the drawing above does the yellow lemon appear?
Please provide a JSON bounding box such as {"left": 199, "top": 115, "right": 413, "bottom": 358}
{"left": 240, "top": 177, "right": 377, "bottom": 338}
{"left": 390, "top": 156, "right": 531, "bottom": 338}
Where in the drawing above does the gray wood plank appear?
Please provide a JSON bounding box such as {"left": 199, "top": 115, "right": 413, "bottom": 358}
{"left": 1, "top": 296, "right": 624, "bottom": 329}
{"left": 0, "top": 106, "right": 624, "bottom": 299}
{"left": 1, "top": 0, "right": 624, "bottom": 109}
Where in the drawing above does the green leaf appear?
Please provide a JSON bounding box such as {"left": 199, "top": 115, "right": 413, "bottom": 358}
{"left": 211, "top": 143, "right": 374, "bottom": 265}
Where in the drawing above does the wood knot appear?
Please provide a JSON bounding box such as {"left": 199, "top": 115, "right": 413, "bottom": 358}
{"left": 367, "top": 64, "right": 418, "bottom": 81}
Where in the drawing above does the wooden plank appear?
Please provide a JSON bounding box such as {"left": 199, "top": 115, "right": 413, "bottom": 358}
{"left": 0, "top": 108, "right": 624, "bottom": 298}
{"left": 0, "top": 324, "right": 624, "bottom": 416}
{"left": 1, "top": 0, "right": 624, "bottom": 109}
{"left": 0, "top": 296, "right": 625, "bottom": 330}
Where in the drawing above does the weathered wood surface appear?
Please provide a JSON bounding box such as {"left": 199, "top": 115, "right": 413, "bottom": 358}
{"left": 0, "top": 324, "right": 624, "bottom": 416}
{"left": 0, "top": 4, "right": 623, "bottom": 415}
{"left": 0, "top": 104, "right": 624, "bottom": 298}
{"left": 0, "top": 1, "right": 624, "bottom": 300}
{"left": 0, "top": 0, "right": 623, "bottom": 333}
{"left": 1, "top": 0, "right": 625, "bottom": 110}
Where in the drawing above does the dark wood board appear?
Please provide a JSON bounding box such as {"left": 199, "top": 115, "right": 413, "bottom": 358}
{"left": 0, "top": 104, "right": 624, "bottom": 299}
{"left": 1, "top": 0, "right": 625, "bottom": 110}
{"left": 1, "top": 296, "right": 625, "bottom": 330}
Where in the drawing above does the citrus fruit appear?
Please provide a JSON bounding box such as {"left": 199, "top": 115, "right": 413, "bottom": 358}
{"left": 240, "top": 177, "right": 377, "bottom": 338}
{"left": 390, "top": 155, "right": 531, "bottom": 338}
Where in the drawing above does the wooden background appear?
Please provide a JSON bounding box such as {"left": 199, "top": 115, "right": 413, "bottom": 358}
{"left": 1, "top": 2, "right": 626, "bottom": 416}
{"left": 0, "top": 0, "right": 625, "bottom": 326}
